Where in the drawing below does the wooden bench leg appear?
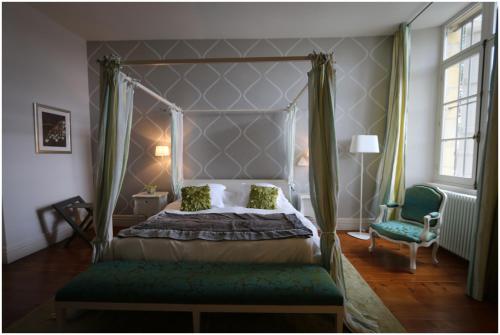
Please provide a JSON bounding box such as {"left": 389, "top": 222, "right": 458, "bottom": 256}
{"left": 55, "top": 305, "right": 66, "bottom": 331}
{"left": 336, "top": 310, "right": 344, "bottom": 333}
{"left": 192, "top": 310, "right": 200, "bottom": 332}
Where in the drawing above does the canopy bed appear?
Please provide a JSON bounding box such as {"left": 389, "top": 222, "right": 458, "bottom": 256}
{"left": 80, "top": 52, "right": 379, "bottom": 332}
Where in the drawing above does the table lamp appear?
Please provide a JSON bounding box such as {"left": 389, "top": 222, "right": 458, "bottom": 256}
{"left": 155, "top": 145, "right": 170, "bottom": 158}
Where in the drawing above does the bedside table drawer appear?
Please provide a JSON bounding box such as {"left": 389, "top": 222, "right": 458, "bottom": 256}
{"left": 133, "top": 198, "right": 159, "bottom": 217}
{"left": 132, "top": 191, "right": 169, "bottom": 218}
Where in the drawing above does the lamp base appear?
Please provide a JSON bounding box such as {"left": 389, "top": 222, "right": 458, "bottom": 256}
{"left": 347, "top": 231, "right": 371, "bottom": 240}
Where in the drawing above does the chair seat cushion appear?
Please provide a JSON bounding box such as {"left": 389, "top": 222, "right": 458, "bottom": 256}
{"left": 370, "top": 221, "right": 436, "bottom": 243}
{"left": 55, "top": 261, "right": 343, "bottom": 306}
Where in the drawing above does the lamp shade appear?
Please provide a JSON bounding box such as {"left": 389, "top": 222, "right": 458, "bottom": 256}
{"left": 297, "top": 150, "right": 309, "bottom": 167}
{"left": 155, "top": 145, "right": 170, "bottom": 157}
{"left": 349, "top": 135, "right": 379, "bottom": 153}
{"left": 297, "top": 155, "right": 309, "bottom": 166}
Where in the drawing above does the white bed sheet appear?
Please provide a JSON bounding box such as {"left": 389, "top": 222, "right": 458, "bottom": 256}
{"left": 105, "top": 201, "right": 321, "bottom": 264}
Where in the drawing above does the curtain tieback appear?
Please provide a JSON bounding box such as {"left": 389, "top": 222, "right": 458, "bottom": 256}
{"left": 321, "top": 231, "right": 336, "bottom": 236}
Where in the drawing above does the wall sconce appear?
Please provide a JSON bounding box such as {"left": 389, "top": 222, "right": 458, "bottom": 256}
{"left": 155, "top": 145, "right": 170, "bottom": 158}
{"left": 297, "top": 150, "right": 309, "bottom": 167}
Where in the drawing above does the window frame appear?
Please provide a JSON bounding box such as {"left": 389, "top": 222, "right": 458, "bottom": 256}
{"left": 434, "top": 3, "right": 485, "bottom": 188}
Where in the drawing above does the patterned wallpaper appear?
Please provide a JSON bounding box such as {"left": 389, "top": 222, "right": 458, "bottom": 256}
{"left": 87, "top": 37, "right": 392, "bottom": 217}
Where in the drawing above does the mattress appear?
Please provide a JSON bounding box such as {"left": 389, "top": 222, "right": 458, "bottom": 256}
{"left": 104, "top": 201, "right": 321, "bottom": 264}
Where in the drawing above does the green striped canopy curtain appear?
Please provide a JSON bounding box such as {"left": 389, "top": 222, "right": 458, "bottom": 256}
{"left": 308, "top": 52, "right": 378, "bottom": 332}
{"left": 285, "top": 103, "right": 298, "bottom": 193}
{"left": 374, "top": 24, "right": 410, "bottom": 217}
{"left": 92, "top": 57, "right": 135, "bottom": 262}
{"left": 171, "top": 109, "right": 184, "bottom": 199}
{"left": 467, "top": 34, "right": 497, "bottom": 301}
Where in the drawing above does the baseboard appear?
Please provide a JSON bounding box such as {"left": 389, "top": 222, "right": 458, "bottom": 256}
{"left": 5, "top": 215, "right": 144, "bottom": 263}
{"left": 336, "top": 218, "right": 374, "bottom": 231}
{"left": 5, "top": 226, "right": 73, "bottom": 264}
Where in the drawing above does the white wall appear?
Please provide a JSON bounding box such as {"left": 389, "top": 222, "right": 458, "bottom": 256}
{"left": 406, "top": 27, "right": 441, "bottom": 187}
{"left": 2, "top": 3, "right": 93, "bottom": 263}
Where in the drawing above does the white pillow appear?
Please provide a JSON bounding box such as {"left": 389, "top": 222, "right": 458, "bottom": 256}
{"left": 184, "top": 183, "right": 226, "bottom": 208}
{"left": 207, "top": 183, "right": 226, "bottom": 208}
{"left": 222, "top": 189, "right": 241, "bottom": 207}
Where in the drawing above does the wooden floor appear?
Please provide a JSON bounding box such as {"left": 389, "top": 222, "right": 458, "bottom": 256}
{"left": 341, "top": 232, "right": 498, "bottom": 332}
{"left": 3, "top": 231, "right": 498, "bottom": 332}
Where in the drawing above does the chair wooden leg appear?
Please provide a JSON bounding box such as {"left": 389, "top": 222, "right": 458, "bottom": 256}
{"left": 409, "top": 243, "right": 418, "bottom": 273}
{"left": 432, "top": 242, "right": 439, "bottom": 265}
{"left": 368, "top": 229, "right": 376, "bottom": 253}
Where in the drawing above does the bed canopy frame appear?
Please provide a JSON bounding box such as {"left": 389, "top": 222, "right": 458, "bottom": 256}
{"left": 94, "top": 52, "right": 380, "bottom": 331}
{"left": 121, "top": 55, "right": 311, "bottom": 113}
{"left": 121, "top": 55, "right": 311, "bottom": 198}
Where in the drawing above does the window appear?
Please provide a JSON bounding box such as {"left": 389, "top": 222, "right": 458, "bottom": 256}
{"left": 436, "top": 4, "right": 484, "bottom": 187}
{"left": 444, "top": 11, "right": 482, "bottom": 59}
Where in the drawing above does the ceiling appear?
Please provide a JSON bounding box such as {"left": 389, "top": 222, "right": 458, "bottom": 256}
{"left": 30, "top": 2, "right": 471, "bottom": 41}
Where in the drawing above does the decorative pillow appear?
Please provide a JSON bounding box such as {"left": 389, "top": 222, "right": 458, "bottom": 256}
{"left": 227, "top": 183, "right": 289, "bottom": 208}
{"left": 253, "top": 183, "right": 289, "bottom": 208}
{"left": 189, "top": 183, "right": 226, "bottom": 208}
{"left": 247, "top": 185, "right": 279, "bottom": 210}
{"left": 180, "top": 185, "right": 211, "bottom": 211}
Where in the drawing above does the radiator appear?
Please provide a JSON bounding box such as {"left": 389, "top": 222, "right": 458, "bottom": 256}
{"left": 439, "top": 190, "right": 478, "bottom": 260}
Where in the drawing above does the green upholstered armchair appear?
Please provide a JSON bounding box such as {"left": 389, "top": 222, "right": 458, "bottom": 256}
{"left": 368, "top": 185, "right": 447, "bottom": 273}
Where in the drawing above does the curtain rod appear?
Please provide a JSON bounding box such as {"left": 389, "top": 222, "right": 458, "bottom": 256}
{"left": 408, "top": 2, "right": 433, "bottom": 26}
{"left": 122, "top": 55, "right": 312, "bottom": 66}
{"left": 291, "top": 84, "right": 308, "bottom": 105}
{"left": 123, "top": 75, "right": 180, "bottom": 112}
{"left": 183, "top": 108, "right": 287, "bottom": 115}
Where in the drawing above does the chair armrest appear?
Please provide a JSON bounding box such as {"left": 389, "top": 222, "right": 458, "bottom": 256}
{"left": 429, "top": 212, "right": 440, "bottom": 219}
{"left": 374, "top": 205, "right": 388, "bottom": 224}
{"left": 386, "top": 202, "right": 401, "bottom": 208}
{"left": 419, "top": 212, "right": 441, "bottom": 241}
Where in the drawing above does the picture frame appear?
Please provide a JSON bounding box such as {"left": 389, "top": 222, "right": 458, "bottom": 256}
{"left": 33, "top": 103, "right": 72, "bottom": 154}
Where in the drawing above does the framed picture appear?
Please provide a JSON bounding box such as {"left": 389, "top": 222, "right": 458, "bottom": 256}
{"left": 33, "top": 103, "right": 72, "bottom": 154}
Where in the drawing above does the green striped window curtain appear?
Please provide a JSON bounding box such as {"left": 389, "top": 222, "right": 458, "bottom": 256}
{"left": 467, "top": 34, "right": 498, "bottom": 301}
{"left": 374, "top": 23, "right": 410, "bottom": 218}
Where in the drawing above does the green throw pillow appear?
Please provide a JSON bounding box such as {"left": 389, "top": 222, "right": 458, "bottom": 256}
{"left": 180, "top": 185, "right": 211, "bottom": 211}
{"left": 247, "top": 185, "right": 279, "bottom": 210}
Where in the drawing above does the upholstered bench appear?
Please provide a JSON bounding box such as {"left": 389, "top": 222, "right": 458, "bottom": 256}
{"left": 55, "top": 261, "right": 344, "bottom": 332}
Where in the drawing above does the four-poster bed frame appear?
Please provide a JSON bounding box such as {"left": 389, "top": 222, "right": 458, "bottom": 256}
{"left": 122, "top": 55, "right": 313, "bottom": 66}
{"left": 57, "top": 53, "right": 350, "bottom": 333}
{"left": 122, "top": 54, "right": 310, "bottom": 198}
{"left": 122, "top": 55, "right": 310, "bottom": 114}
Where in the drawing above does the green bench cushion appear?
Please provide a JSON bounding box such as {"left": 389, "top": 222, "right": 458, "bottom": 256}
{"left": 55, "top": 261, "right": 343, "bottom": 306}
{"left": 371, "top": 221, "right": 437, "bottom": 243}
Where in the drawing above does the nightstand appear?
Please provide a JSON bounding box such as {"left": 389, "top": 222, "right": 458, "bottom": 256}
{"left": 298, "top": 194, "right": 314, "bottom": 216}
{"left": 298, "top": 193, "right": 317, "bottom": 226}
{"left": 132, "top": 192, "right": 169, "bottom": 218}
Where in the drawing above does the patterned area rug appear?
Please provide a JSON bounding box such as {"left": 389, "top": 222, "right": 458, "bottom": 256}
{"left": 6, "top": 257, "right": 405, "bottom": 333}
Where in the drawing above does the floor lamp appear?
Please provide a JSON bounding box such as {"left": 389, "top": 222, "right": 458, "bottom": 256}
{"left": 348, "top": 135, "right": 380, "bottom": 240}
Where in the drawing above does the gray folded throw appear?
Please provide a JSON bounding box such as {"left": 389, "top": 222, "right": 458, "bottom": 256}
{"left": 117, "top": 212, "right": 313, "bottom": 241}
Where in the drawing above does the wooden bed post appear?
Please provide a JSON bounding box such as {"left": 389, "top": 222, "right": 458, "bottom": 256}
{"left": 55, "top": 304, "right": 66, "bottom": 331}
{"left": 336, "top": 310, "right": 344, "bottom": 333}
{"left": 192, "top": 310, "right": 201, "bottom": 332}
